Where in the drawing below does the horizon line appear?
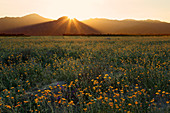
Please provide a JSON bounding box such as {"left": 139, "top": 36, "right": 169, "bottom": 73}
{"left": 0, "top": 13, "right": 170, "bottom": 23}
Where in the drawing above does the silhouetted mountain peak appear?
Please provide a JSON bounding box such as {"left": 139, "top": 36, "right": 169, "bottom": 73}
{"left": 58, "top": 16, "right": 69, "bottom": 21}
{"left": 22, "top": 13, "right": 53, "bottom": 21}
{"left": 0, "top": 14, "right": 53, "bottom": 32}
{"left": 22, "top": 13, "right": 42, "bottom": 18}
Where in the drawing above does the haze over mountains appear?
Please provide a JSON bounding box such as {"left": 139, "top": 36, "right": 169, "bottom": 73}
{"left": 0, "top": 14, "right": 170, "bottom": 35}
{"left": 0, "top": 14, "right": 52, "bottom": 32}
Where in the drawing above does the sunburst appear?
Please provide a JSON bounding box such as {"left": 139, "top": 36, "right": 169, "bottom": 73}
{"left": 68, "top": 16, "right": 75, "bottom": 20}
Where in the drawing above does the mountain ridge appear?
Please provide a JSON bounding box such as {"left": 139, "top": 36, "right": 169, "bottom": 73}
{"left": 3, "top": 16, "right": 100, "bottom": 36}
{"left": 82, "top": 18, "right": 170, "bottom": 34}
{"left": 0, "top": 14, "right": 53, "bottom": 32}
{"left": 1, "top": 13, "right": 170, "bottom": 35}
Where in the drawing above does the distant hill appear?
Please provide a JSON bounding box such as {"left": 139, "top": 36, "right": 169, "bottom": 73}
{"left": 82, "top": 18, "right": 170, "bottom": 34}
{"left": 0, "top": 14, "right": 53, "bottom": 32}
{"left": 4, "top": 16, "right": 100, "bottom": 36}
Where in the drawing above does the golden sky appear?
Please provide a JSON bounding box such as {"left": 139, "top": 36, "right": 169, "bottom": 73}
{"left": 0, "top": 0, "right": 170, "bottom": 22}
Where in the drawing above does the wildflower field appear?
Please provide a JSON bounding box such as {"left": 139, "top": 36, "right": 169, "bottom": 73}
{"left": 0, "top": 36, "right": 169, "bottom": 113}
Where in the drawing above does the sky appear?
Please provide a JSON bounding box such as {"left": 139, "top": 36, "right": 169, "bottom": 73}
{"left": 0, "top": 0, "right": 170, "bottom": 22}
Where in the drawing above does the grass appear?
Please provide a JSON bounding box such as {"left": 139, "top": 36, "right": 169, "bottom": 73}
{"left": 0, "top": 36, "right": 169, "bottom": 113}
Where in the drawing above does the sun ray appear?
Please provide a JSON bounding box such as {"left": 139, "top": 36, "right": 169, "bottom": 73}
{"left": 72, "top": 19, "right": 82, "bottom": 34}
{"left": 68, "top": 16, "right": 75, "bottom": 20}
{"left": 49, "top": 17, "right": 69, "bottom": 35}
{"left": 65, "top": 19, "right": 72, "bottom": 34}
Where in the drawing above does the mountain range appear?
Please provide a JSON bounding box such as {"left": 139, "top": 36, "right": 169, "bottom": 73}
{"left": 0, "top": 14, "right": 170, "bottom": 35}
{"left": 82, "top": 19, "right": 170, "bottom": 34}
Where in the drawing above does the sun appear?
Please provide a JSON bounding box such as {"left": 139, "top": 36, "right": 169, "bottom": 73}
{"left": 68, "top": 16, "right": 75, "bottom": 20}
